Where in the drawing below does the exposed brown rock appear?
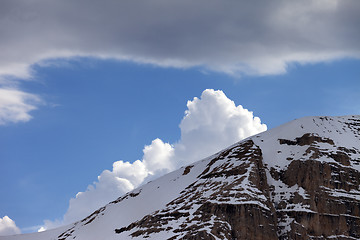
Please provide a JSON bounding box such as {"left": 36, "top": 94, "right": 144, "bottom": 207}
{"left": 274, "top": 158, "right": 360, "bottom": 239}
{"left": 197, "top": 202, "right": 278, "bottom": 240}
{"left": 182, "top": 165, "right": 194, "bottom": 175}
{"left": 115, "top": 141, "right": 280, "bottom": 239}
{"left": 279, "top": 133, "right": 335, "bottom": 146}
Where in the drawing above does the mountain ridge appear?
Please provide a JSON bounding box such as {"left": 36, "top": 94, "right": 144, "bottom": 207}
{"left": 2, "top": 115, "right": 360, "bottom": 240}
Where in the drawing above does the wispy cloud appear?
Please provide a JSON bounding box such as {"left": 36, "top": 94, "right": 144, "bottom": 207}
{"left": 0, "top": 88, "right": 41, "bottom": 125}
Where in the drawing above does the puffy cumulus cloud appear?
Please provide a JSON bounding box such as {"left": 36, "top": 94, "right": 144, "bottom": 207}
{"left": 50, "top": 139, "right": 175, "bottom": 226}
{"left": 40, "top": 89, "right": 266, "bottom": 230}
{"left": 0, "top": 216, "right": 21, "bottom": 236}
{"left": 0, "top": 88, "right": 41, "bottom": 125}
{"left": 142, "top": 139, "right": 175, "bottom": 177}
{"left": 0, "top": 0, "right": 359, "bottom": 79}
{"left": 62, "top": 160, "right": 148, "bottom": 224}
{"left": 174, "top": 89, "right": 267, "bottom": 166}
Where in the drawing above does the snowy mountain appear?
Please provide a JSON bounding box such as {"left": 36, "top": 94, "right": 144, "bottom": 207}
{"left": 2, "top": 115, "right": 360, "bottom": 240}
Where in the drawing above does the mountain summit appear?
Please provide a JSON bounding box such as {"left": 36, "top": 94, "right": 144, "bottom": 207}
{"left": 2, "top": 115, "right": 360, "bottom": 240}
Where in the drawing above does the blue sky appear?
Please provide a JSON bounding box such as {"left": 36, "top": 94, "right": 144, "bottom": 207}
{"left": 1, "top": 58, "right": 359, "bottom": 233}
{"left": 0, "top": 0, "right": 360, "bottom": 235}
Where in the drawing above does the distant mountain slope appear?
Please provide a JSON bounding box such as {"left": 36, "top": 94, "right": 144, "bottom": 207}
{"left": 2, "top": 115, "right": 360, "bottom": 240}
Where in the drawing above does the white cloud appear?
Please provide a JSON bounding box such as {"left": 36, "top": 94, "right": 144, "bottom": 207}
{"left": 0, "top": 88, "right": 41, "bottom": 125}
{"left": 143, "top": 139, "right": 175, "bottom": 176}
{"left": 0, "top": 216, "right": 21, "bottom": 236}
{"left": 40, "top": 89, "right": 267, "bottom": 230}
{"left": 175, "top": 89, "right": 266, "bottom": 166}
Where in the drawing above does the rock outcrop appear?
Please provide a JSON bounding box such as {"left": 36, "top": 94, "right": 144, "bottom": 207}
{"left": 113, "top": 116, "right": 360, "bottom": 239}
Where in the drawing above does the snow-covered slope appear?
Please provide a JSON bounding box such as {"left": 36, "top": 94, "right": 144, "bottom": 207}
{"left": 2, "top": 115, "right": 360, "bottom": 240}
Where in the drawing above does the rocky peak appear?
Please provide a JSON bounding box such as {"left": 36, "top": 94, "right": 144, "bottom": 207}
{"left": 2, "top": 115, "right": 359, "bottom": 240}
{"left": 113, "top": 115, "right": 360, "bottom": 239}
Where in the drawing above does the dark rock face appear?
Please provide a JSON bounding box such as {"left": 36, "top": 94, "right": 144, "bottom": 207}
{"left": 275, "top": 160, "right": 360, "bottom": 239}
{"left": 116, "top": 140, "right": 280, "bottom": 239}
{"left": 279, "top": 133, "right": 335, "bottom": 146}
